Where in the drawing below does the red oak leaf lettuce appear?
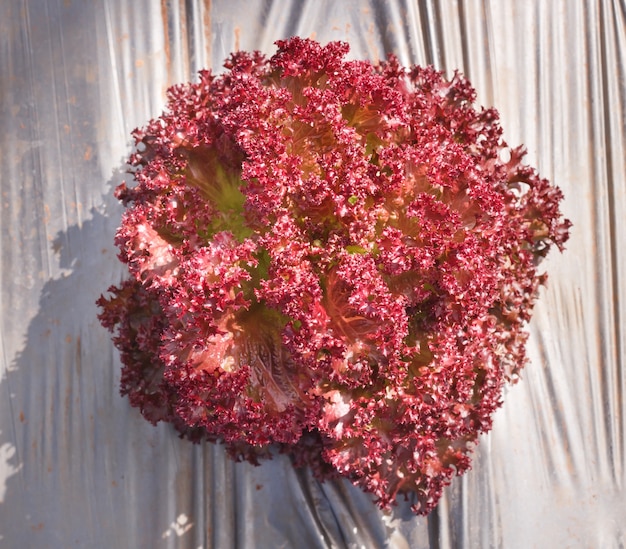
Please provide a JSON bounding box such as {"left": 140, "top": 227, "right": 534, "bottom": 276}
{"left": 98, "top": 37, "right": 570, "bottom": 514}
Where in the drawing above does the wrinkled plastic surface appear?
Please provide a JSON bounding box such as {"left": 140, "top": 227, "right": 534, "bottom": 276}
{"left": 1, "top": 1, "right": 624, "bottom": 547}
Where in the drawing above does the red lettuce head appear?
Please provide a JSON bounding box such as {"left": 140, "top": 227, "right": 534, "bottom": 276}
{"left": 98, "top": 37, "right": 570, "bottom": 514}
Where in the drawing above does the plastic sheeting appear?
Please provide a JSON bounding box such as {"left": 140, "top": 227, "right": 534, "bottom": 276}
{"left": 1, "top": 0, "right": 624, "bottom": 547}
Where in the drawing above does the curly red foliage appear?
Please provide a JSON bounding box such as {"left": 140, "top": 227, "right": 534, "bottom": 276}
{"left": 97, "top": 37, "right": 570, "bottom": 515}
